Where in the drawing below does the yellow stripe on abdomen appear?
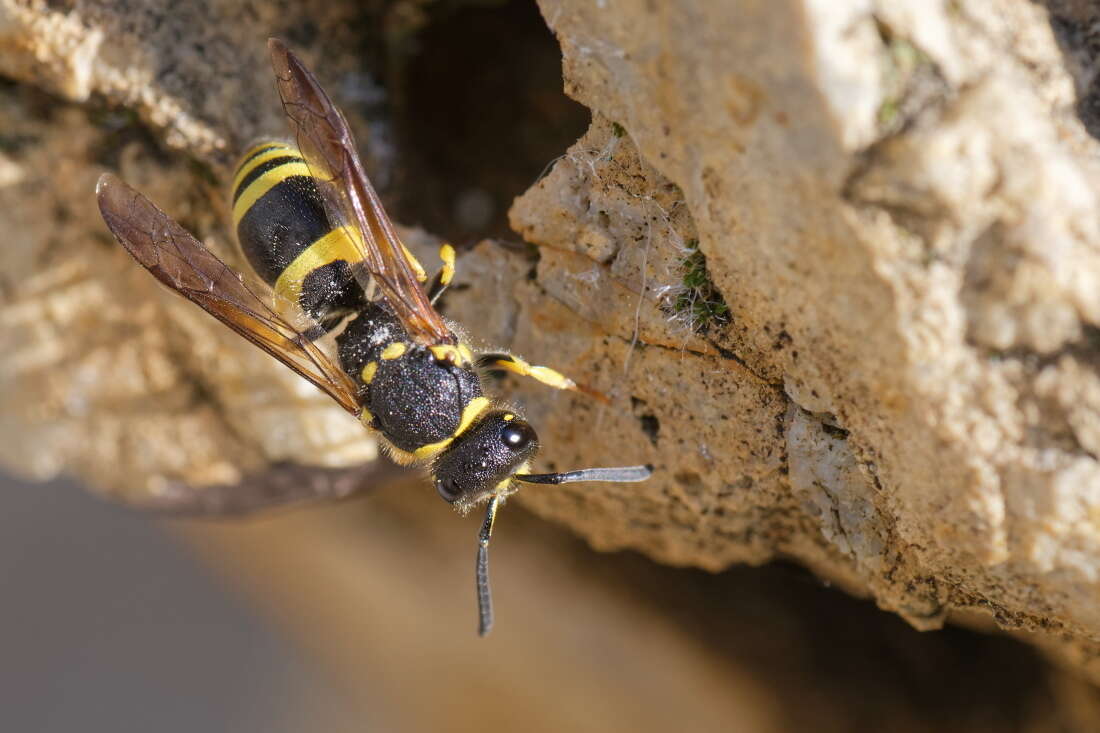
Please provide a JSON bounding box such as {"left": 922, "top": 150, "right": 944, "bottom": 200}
{"left": 232, "top": 142, "right": 296, "bottom": 194}
{"left": 232, "top": 160, "right": 313, "bottom": 227}
{"left": 273, "top": 225, "right": 365, "bottom": 305}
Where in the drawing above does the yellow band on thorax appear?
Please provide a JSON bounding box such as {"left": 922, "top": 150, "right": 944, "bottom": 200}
{"left": 412, "top": 396, "right": 490, "bottom": 461}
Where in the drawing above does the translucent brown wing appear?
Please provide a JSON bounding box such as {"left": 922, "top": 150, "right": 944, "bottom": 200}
{"left": 95, "top": 173, "right": 362, "bottom": 416}
{"left": 267, "top": 37, "right": 455, "bottom": 346}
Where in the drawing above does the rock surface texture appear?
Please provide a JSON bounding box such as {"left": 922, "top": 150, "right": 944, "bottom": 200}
{"left": 513, "top": 0, "right": 1100, "bottom": 682}
{"left": 4, "top": 0, "right": 1100, "bottom": 687}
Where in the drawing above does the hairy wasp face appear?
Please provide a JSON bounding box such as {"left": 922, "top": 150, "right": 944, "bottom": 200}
{"left": 432, "top": 411, "right": 539, "bottom": 506}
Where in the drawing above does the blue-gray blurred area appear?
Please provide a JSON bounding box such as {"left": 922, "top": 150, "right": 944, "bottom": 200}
{"left": 0, "top": 473, "right": 349, "bottom": 733}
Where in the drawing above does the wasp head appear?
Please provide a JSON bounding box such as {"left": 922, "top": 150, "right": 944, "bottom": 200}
{"left": 432, "top": 410, "right": 539, "bottom": 508}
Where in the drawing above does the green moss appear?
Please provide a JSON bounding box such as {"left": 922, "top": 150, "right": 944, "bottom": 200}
{"left": 673, "top": 239, "right": 729, "bottom": 332}
{"left": 877, "top": 98, "right": 899, "bottom": 127}
{"left": 876, "top": 34, "right": 934, "bottom": 133}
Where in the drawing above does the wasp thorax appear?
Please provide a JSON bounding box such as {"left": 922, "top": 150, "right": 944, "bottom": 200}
{"left": 433, "top": 411, "right": 539, "bottom": 504}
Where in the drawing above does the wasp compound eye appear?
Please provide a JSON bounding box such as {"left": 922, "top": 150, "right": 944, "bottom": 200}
{"left": 501, "top": 420, "right": 535, "bottom": 451}
{"left": 436, "top": 475, "right": 463, "bottom": 502}
{"left": 432, "top": 411, "right": 540, "bottom": 504}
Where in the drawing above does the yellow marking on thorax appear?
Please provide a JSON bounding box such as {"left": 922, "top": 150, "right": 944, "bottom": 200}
{"left": 232, "top": 142, "right": 295, "bottom": 193}
{"left": 361, "top": 361, "right": 378, "bottom": 384}
{"left": 411, "top": 396, "right": 491, "bottom": 462}
{"left": 381, "top": 342, "right": 407, "bottom": 360}
{"left": 382, "top": 444, "right": 418, "bottom": 466}
{"left": 273, "top": 226, "right": 365, "bottom": 305}
{"left": 232, "top": 160, "right": 312, "bottom": 226}
{"left": 429, "top": 343, "right": 474, "bottom": 366}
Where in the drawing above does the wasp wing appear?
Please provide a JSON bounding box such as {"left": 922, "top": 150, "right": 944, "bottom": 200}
{"left": 96, "top": 173, "right": 362, "bottom": 416}
{"left": 268, "top": 37, "right": 454, "bottom": 346}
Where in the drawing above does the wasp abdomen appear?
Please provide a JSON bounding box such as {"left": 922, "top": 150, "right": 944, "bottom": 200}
{"left": 232, "top": 141, "right": 363, "bottom": 325}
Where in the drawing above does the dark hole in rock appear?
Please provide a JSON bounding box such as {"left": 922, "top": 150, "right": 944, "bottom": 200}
{"left": 388, "top": 0, "right": 590, "bottom": 243}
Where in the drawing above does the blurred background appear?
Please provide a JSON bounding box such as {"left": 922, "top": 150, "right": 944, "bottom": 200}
{"left": 0, "top": 474, "right": 351, "bottom": 732}
{"left": 2, "top": 468, "right": 1096, "bottom": 733}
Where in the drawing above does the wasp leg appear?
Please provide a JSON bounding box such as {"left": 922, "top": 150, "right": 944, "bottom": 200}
{"left": 477, "top": 351, "right": 611, "bottom": 404}
{"left": 428, "top": 243, "right": 456, "bottom": 304}
{"left": 400, "top": 241, "right": 428, "bottom": 283}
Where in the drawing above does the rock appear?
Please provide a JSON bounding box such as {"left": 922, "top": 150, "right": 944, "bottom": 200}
{"left": 515, "top": 0, "right": 1100, "bottom": 682}
{"left": 0, "top": 0, "right": 384, "bottom": 506}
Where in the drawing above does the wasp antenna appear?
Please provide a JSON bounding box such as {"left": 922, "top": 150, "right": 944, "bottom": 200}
{"left": 476, "top": 494, "right": 502, "bottom": 637}
{"left": 514, "top": 464, "right": 653, "bottom": 485}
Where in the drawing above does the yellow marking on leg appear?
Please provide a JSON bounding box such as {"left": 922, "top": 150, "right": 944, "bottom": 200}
{"left": 232, "top": 160, "right": 312, "bottom": 224}
{"left": 487, "top": 354, "right": 577, "bottom": 392}
{"left": 232, "top": 142, "right": 295, "bottom": 193}
{"left": 482, "top": 352, "right": 609, "bottom": 402}
{"left": 381, "top": 342, "right": 407, "bottom": 360}
{"left": 527, "top": 365, "right": 577, "bottom": 390}
{"left": 400, "top": 243, "right": 427, "bottom": 283}
{"left": 411, "top": 397, "right": 491, "bottom": 461}
{"left": 361, "top": 361, "right": 378, "bottom": 384}
{"left": 439, "top": 243, "right": 456, "bottom": 286}
{"left": 273, "top": 226, "right": 365, "bottom": 305}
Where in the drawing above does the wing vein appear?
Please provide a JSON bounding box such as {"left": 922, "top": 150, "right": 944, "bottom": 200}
{"left": 96, "top": 173, "right": 362, "bottom": 416}
{"left": 268, "top": 38, "right": 455, "bottom": 346}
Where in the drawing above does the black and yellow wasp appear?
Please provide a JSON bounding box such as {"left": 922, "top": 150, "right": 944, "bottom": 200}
{"left": 96, "top": 39, "right": 650, "bottom": 635}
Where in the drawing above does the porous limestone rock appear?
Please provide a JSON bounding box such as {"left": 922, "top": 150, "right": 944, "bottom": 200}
{"left": 0, "top": 0, "right": 383, "bottom": 505}
{"left": 514, "top": 0, "right": 1100, "bottom": 681}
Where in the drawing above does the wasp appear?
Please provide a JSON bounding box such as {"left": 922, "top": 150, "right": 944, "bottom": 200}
{"left": 96, "top": 39, "right": 650, "bottom": 636}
